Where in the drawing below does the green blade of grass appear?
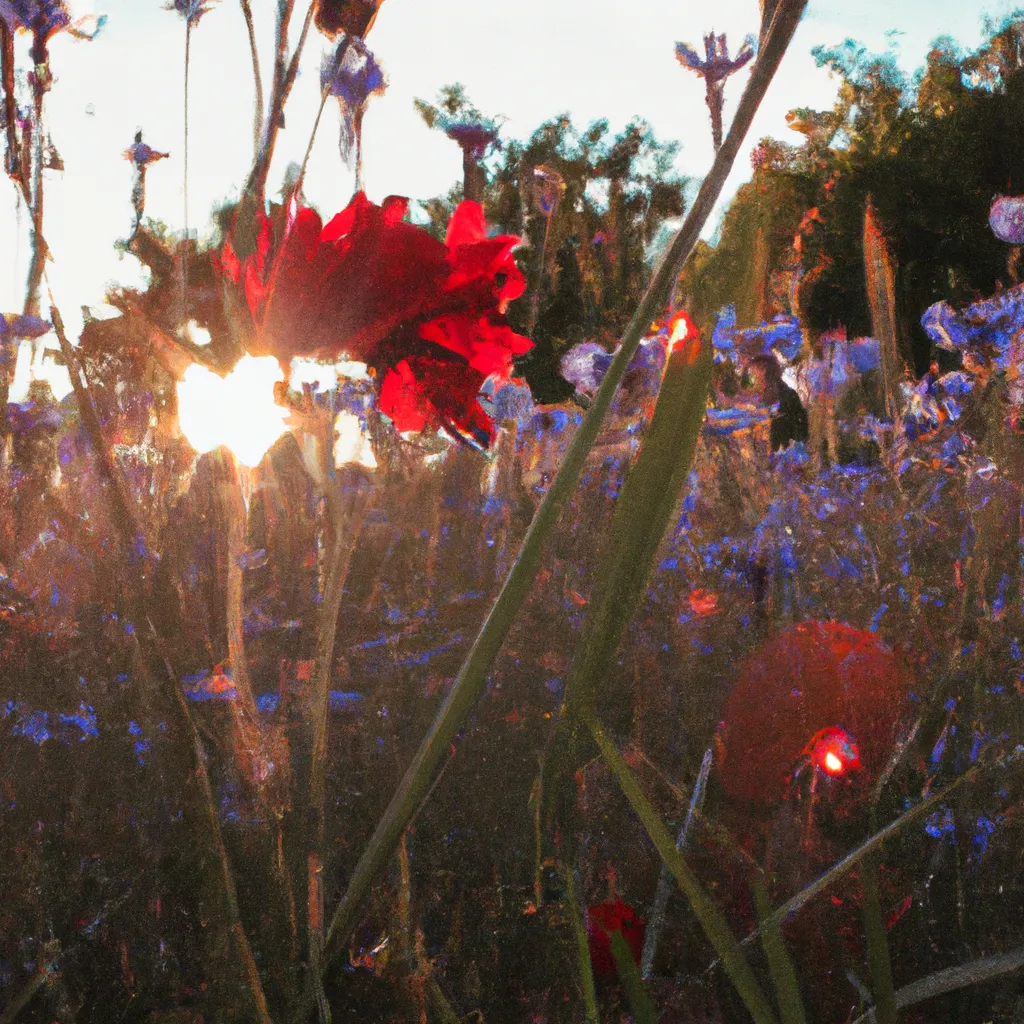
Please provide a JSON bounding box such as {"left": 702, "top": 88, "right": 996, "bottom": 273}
{"left": 861, "top": 852, "right": 897, "bottom": 1024}
{"left": 426, "top": 977, "right": 462, "bottom": 1024}
{"left": 564, "top": 328, "right": 714, "bottom": 717}
{"left": 320, "top": 0, "right": 809, "bottom": 972}
{"left": 609, "top": 931, "right": 657, "bottom": 1024}
{"left": 752, "top": 875, "right": 808, "bottom": 1024}
{"left": 584, "top": 710, "right": 778, "bottom": 1024}
{"left": 565, "top": 862, "right": 601, "bottom": 1024}
{"left": 727, "top": 760, "right": 990, "bottom": 961}
{"left": 641, "top": 746, "right": 713, "bottom": 979}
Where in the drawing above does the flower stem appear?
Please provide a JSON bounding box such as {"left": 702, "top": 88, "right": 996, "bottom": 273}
{"left": 563, "top": 857, "right": 600, "bottom": 1024}
{"left": 239, "top": 0, "right": 264, "bottom": 158}
{"left": 296, "top": 35, "right": 353, "bottom": 192}
{"left": 182, "top": 20, "right": 191, "bottom": 330}
{"left": 319, "top": 0, "right": 809, "bottom": 975}
{"left": 583, "top": 709, "right": 779, "bottom": 1024}
{"left": 23, "top": 29, "right": 48, "bottom": 321}
{"left": 46, "top": 287, "right": 273, "bottom": 1024}
{"left": 1, "top": 20, "right": 22, "bottom": 187}
{"left": 245, "top": 0, "right": 314, "bottom": 207}
{"left": 307, "top": 469, "right": 374, "bottom": 1020}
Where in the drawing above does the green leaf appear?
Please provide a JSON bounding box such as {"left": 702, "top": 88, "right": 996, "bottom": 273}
{"left": 752, "top": 875, "right": 808, "bottom": 1024}
{"left": 861, "top": 852, "right": 897, "bottom": 1024}
{"left": 584, "top": 711, "right": 778, "bottom": 1024}
{"left": 609, "top": 930, "right": 657, "bottom": 1024}
{"left": 565, "top": 862, "right": 600, "bottom": 1024}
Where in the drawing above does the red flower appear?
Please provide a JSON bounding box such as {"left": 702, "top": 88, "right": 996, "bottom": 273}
{"left": 218, "top": 192, "right": 532, "bottom": 448}
{"left": 717, "top": 620, "right": 914, "bottom": 805}
{"left": 586, "top": 899, "right": 646, "bottom": 978}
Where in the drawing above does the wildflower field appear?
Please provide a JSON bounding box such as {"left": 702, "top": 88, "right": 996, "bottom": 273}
{"left": 3, "top": 1, "right": 1024, "bottom": 1021}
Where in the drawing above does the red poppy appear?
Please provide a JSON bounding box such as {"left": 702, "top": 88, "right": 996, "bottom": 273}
{"left": 586, "top": 899, "right": 646, "bottom": 978}
{"left": 314, "top": 0, "right": 385, "bottom": 38}
{"left": 717, "top": 620, "right": 914, "bottom": 805}
{"left": 688, "top": 588, "right": 719, "bottom": 617}
{"left": 218, "top": 192, "right": 532, "bottom": 448}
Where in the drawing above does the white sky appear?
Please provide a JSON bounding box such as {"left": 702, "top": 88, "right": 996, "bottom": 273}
{"left": 0, "top": 0, "right": 1017, "bottom": 344}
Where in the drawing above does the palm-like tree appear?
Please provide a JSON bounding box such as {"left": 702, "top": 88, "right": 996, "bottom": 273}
{"left": 675, "top": 32, "right": 755, "bottom": 151}
{"left": 414, "top": 84, "right": 502, "bottom": 204}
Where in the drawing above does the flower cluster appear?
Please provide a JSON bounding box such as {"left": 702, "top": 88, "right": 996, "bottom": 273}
{"left": 217, "top": 193, "right": 531, "bottom": 448}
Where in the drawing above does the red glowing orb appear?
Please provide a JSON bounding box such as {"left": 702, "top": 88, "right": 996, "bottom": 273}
{"left": 804, "top": 726, "right": 861, "bottom": 777}
{"left": 718, "top": 620, "right": 914, "bottom": 804}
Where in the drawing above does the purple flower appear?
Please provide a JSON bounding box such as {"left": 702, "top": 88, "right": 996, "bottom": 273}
{"left": 321, "top": 35, "right": 385, "bottom": 106}
{"left": 675, "top": 33, "right": 755, "bottom": 84}
{"left": 165, "top": 0, "right": 217, "bottom": 26}
{"left": 435, "top": 114, "right": 501, "bottom": 160}
{"left": 124, "top": 140, "right": 169, "bottom": 168}
{"left": 990, "top": 195, "right": 1024, "bottom": 245}
{"left": 320, "top": 36, "right": 386, "bottom": 171}
{"left": 0, "top": 313, "right": 50, "bottom": 339}
{"left": 0, "top": 0, "right": 103, "bottom": 39}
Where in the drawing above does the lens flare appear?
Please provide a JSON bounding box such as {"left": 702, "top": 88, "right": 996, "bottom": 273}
{"left": 334, "top": 411, "right": 377, "bottom": 469}
{"left": 805, "top": 726, "right": 861, "bottom": 777}
{"left": 177, "top": 355, "right": 288, "bottom": 468}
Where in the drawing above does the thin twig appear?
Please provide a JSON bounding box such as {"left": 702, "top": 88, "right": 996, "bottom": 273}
{"left": 307, "top": 467, "right": 375, "bottom": 1022}
{"left": 181, "top": 20, "right": 191, "bottom": 330}
{"left": 319, "top": 0, "right": 809, "bottom": 972}
{"left": 296, "top": 35, "right": 353, "bottom": 190}
{"left": 722, "top": 753, "right": 1007, "bottom": 967}
{"left": 848, "top": 945, "right": 1024, "bottom": 1024}
{"left": 584, "top": 710, "right": 778, "bottom": 1024}
{"left": 246, "top": 0, "right": 315, "bottom": 205}
{"left": 564, "top": 859, "right": 600, "bottom": 1024}
{"left": 641, "top": 747, "right": 713, "bottom": 979}
{"left": 239, "top": 0, "right": 264, "bottom": 157}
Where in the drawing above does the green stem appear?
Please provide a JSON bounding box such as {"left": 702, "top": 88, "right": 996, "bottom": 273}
{"left": 245, "top": 0, "right": 314, "bottom": 206}
{"left": 182, "top": 20, "right": 191, "bottom": 329}
{"left": 752, "top": 875, "right": 808, "bottom": 1024}
{"left": 296, "top": 35, "right": 353, "bottom": 191}
{"left": 307, "top": 473, "right": 374, "bottom": 1022}
{"left": 861, "top": 851, "right": 897, "bottom": 1024}
{"left": 849, "top": 945, "right": 1024, "bottom": 1024}
{"left": 583, "top": 710, "right": 778, "bottom": 1024}
{"left": 239, "top": 0, "right": 264, "bottom": 158}
{"left": 320, "top": 0, "right": 808, "bottom": 972}
{"left": 564, "top": 859, "right": 600, "bottom": 1024}
{"left": 47, "top": 288, "right": 273, "bottom": 1024}
{"left": 725, "top": 760, "right": 990, "bottom": 965}
{"left": 609, "top": 931, "right": 656, "bottom": 1024}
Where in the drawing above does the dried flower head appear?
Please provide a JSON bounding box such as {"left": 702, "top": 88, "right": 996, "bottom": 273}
{"left": 314, "top": 0, "right": 385, "bottom": 39}
{"left": 164, "top": 0, "right": 217, "bottom": 26}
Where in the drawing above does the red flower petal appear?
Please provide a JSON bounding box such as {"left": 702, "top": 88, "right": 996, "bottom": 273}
{"left": 418, "top": 315, "right": 532, "bottom": 379}
{"left": 381, "top": 194, "right": 409, "bottom": 226}
{"left": 215, "top": 192, "right": 535, "bottom": 448}
{"left": 380, "top": 355, "right": 494, "bottom": 449}
{"left": 217, "top": 238, "right": 241, "bottom": 284}
{"left": 445, "top": 200, "right": 526, "bottom": 310}
{"left": 586, "top": 900, "right": 646, "bottom": 978}
{"left": 444, "top": 200, "right": 488, "bottom": 248}
{"left": 379, "top": 360, "right": 428, "bottom": 433}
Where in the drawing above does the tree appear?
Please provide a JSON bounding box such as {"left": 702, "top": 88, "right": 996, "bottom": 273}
{"left": 414, "top": 83, "right": 502, "bottom": 204}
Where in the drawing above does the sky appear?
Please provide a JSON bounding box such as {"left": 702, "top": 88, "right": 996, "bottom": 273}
{"left": 0, "top": 0, "right": 1019, "bottom": 375}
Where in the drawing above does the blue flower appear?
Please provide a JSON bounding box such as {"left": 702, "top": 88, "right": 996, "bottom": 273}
{"left": 320, "top": 36, "right": 386, "bottom": 165}
{"left": 165, "top": 0, "right": 217, "bottom": 26}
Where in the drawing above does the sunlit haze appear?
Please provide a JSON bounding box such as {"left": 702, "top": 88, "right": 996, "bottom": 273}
{"left": 1, "top": 0, "right": 1016, "bottom": 365}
